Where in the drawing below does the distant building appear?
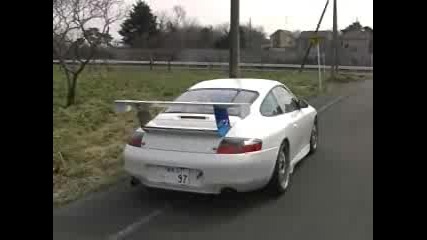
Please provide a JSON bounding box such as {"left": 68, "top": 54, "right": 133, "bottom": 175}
{"left": 270, "top": 30, "right": 296, "bottom": 48}
{"left": 295, "top": 29, "right": 373, "bottom": 66}
{"left": 339, "top": 29, "right": 373, "bottom": 66}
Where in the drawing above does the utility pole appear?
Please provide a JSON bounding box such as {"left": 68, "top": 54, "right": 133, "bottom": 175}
{"left": 229, "top": 0, "right": 240, "bottom": 78}
{"left": 299, "top": 0, "right": 329, "bottom": 72}
{"left": 248, "top": 17, "right": 252, "bottom": 50}
{"left": 331, "top": 0, "right": 338, "bottom": 78}
{"left": 317, "top": 42, "right": 322, "bottom": 92}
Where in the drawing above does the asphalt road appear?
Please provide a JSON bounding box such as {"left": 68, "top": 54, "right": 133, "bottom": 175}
{"left": 53, "top": 80, "right": 373, "bottom": 240}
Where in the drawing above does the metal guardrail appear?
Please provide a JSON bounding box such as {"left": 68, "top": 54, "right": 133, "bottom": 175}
{"left": 53, "top": 59, "right": 373, "bottom": 72}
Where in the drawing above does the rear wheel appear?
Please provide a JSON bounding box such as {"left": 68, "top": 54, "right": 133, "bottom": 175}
{"left": 266, "top": 142, "right": 291, "bottom": 196}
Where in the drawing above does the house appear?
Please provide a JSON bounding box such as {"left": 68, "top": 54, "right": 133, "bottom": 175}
{"left": 269, "top": 30, "right": 296, "bottom": 48}
{"left": 296, "top": 28, "right": 373, "bottom": 66}
{"left": 339, "top": 29, "right": 373, "bottom": 66}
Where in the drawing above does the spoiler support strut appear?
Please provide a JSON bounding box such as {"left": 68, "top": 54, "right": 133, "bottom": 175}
{"left": 114, "top": 100, "right": 250, "bottom": 137}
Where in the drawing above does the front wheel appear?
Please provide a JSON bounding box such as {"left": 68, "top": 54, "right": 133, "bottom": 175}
{"left": 309, "top": 120, "right": 318, "bottom": 154}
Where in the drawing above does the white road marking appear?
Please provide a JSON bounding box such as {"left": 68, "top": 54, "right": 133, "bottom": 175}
{"left": 107, "top": 205, "right": 169, "bottom": 240}
{"left": 317, "top": 95, "right": 348, "bottom": 113}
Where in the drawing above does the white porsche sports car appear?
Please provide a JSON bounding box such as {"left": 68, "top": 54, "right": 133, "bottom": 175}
{"left": 115, "top": 78, "right": 318, "bottom": 195}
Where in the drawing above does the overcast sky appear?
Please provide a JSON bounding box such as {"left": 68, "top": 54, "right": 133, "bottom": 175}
{"left": 111, "top": 0, "right": 373, "bottom": 40}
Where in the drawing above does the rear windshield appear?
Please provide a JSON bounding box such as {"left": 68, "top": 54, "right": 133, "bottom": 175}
{"left": 164, "top": 89, "right": 259, "bottom": 115}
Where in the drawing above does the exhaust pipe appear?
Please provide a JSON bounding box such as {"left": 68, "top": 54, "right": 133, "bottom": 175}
{"left": 130, "top": 176, "right": 141, "bottom": 187}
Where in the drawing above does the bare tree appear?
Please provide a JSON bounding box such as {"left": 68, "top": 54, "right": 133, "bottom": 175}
{"left": 214, "top": 23, "right": 230, "bottom": 35}
{"left": 241, "top": 24, "right": 266, "bottom": 50}
{"left": 172, "top": 5, "right": 187, "bottom": 28}
{"left": 53, "top": 0, "right": 123, "bottom": 107}
{"left": 162, "top": 6, "right": 199, "bottom": 60}
{"left": 156, "top": 10, "right": 169, "bottom": 33}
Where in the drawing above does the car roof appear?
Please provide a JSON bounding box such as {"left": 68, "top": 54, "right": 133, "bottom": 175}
{"left": 189, "top": 78, "right": 282, "bottom": 95}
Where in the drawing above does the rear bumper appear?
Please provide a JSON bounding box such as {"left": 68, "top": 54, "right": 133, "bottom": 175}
{"left": 123, "top": 145, "right": 278, "bottom": 194}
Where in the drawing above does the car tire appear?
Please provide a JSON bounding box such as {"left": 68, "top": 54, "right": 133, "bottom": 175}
{"left": 309, "top": 119, "right": 318, "bottom": 154}
{"left": 266, "top": 141, "right": 291, "bottom": 196}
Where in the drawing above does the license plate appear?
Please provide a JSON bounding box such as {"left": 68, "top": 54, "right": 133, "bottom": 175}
{"left": 164, "top": 167, "right": 192, "bottom": 185}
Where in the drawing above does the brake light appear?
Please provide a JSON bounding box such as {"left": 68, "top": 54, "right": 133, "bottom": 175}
{"left": 216, "top": 138, "right": 262, "bottom": 154}
{"left": 128, "top": 131, "right": 145, "bottom": 147}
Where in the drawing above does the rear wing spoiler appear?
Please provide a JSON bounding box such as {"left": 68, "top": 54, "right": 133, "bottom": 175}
{"left": 114, "top": 100, "right": 250, "bottom": 137}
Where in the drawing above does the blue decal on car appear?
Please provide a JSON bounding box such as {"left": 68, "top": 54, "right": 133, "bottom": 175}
{"left": 213, "top": 106, "right": 231, "bottom": 137}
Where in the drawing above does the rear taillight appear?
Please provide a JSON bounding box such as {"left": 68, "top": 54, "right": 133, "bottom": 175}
{"left": 128, "top": 131, "right": 145, "bottom": 147}
{"left": 216, "top": 138, "right": 262, "bottom": 154}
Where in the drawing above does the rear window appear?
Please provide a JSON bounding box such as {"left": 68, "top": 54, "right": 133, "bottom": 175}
{"left": 164, "top": 89, "right": 259, "bottom": 115}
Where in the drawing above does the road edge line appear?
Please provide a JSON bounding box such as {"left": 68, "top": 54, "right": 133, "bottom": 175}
{"left": 107, "top": 205, "right": 169, "bottom": 240}
{"left": 317, "top": 95, "right": 348, "bottom": 114}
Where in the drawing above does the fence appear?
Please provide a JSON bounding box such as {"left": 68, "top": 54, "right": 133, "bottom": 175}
{"left": 53, "top": 59, "right": 373, "bottom": 73}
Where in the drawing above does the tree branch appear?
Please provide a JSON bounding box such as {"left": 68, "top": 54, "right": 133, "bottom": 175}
{"left": 53, "top": 0, "right": 123, "bottom": 106}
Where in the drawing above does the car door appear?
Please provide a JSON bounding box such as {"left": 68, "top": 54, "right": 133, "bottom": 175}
{"left": 271, "top": 86, "right": 306, "bottom": 157}
{"left": 281, "top": 86, "right": 314, "bottom": 148}
{"left": 295, "top": 98, "right": 315, "bottom": 147}
{"left": 260, "top": 89, "right": 300, "bottom": 161}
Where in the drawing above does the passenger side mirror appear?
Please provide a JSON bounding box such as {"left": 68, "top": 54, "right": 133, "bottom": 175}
{"left": 298, "top": 99, "right": 309, "bottom": 108}
{"left": 293, "top": 98, "right": 308, "bottom": 109}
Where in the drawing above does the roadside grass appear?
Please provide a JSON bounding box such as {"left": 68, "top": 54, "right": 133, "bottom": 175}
{"left": 53, "top": 65, "right": 363, "bottom": 206}
{"left": 327, "top": 72, "right": 369, "bottom": 83}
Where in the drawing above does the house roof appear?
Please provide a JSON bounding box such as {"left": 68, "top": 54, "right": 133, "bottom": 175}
{"left": 270, "top": 29, "right": 292, "bottom": 38}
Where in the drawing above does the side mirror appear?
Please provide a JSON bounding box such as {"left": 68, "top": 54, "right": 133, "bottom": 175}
{"left": 299, "top": 99, "right": 309, "bottom": 108}
{"left": 292, "top": 98, "right": 301, "bottom": 109}
{"left": 293, "top": 98, "right": 308, "bottom": 109}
